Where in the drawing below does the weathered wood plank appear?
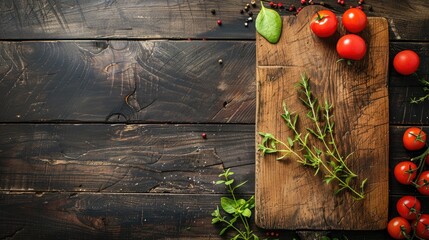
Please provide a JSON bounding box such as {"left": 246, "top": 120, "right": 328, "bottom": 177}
{"left": 0, "top": 192, "right": 419, "bottom": 239}
{"left": 0, "top": 123, "right": 427, "bottom": 196}
{"left": 0, "top": 0, "right": 429, "bottom": 41}
{"left": 389, "top": 87, "right": 429, "bottom": 125}
{"left": 0, "top": 124, "right": 255, "bottom": 194}
{"left": 1, "top": 40, "right": 428, "bottom": 125}
{"left": 0, "top": 41, "right": 256, "bottom": 123}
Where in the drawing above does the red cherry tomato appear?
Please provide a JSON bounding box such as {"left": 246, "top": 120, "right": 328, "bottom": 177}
{"left": 310, "top": 10, "right": 338, "bottom": 38}
{"left": 414, "top": 214, "right": 429, "bottom": 239}
{"left": 416, "top": 171, "right": 429, "bottom": 196}
{"left": 396, "top": 196, "right": 421, "bottom": 220}
{"left": 387, "top": 217, "right": 411, "bottom": 239}
{"left": 403, "top": 127, "right": 427, "bottom": 151}
{"left": 394, "top": 161, "right": 418, "bottom": 185}
{"left": 342, "top": 8, "right": 367, "bottom": 33}
{"left": 393, "top": 50, "right": 420, "bottom": 75}
{"left": 336, "top": 34, "right": 366, "bottom": 61}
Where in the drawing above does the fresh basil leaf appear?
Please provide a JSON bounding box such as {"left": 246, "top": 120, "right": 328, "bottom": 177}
{"left": 255, "top": 3, "right": 282, "bottom": 44}
{"left": 220, "top": 197, "right": 236, "bottom": 214}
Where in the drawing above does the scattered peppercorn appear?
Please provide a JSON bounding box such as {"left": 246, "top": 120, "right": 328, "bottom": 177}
{"left": 288, "top": 4, "right": 296, "bottom": 11}
{"left": 244, "top": 22, "right": 249, "bottom": 27}
{"left": 247, "top": 17, "right": 253, "bottom": 22}
{"left": 269, "top": 1, "right": 275, "bottom": 7}
{"left": 248, "top": 11, "right": 253, "bottom": 17}
{"left": 300, "top": 0, "right": 306, "bottom": 5}
{"left": 244, "top": 5, "right": 249, "bottom": 11}
{"left": 217, "top": 19, "right": 222, "bottom": 26}
{"left": 240, "top": 9, "right": 244, "bottom": 14}
{"left": 201, "top": 133, "right": 207, "bottom": 139}
{"left": 218, "top": 59, "right": 223, "bottom": 64}
{"left": 251, "top": 0, "right": 256, "bottom": 7}
{"left": 296, "top": 6, "right": 303, "bottom": 13}
{"left": 211, "top": 9, "right": 216, "bottom": 15}
{"left": 356, "top": 5, "right": 363, "bottom": 9}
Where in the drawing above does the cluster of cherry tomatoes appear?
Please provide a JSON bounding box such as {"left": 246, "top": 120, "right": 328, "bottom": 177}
{"left": 309, "top": 7, "right": 368, "bottom": 61}
{"left": 388, "top": 196, "right": 429, "bottom": 239}
{"left": 394, "top": 127, "right": 429, "bottom": 195}
{"left": 388, "top": 49, "right": 429, "bottom": 239}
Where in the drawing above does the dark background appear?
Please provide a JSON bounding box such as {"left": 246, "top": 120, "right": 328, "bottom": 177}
{"left": 0, "top": 0, "right": 428, "bottom": 239}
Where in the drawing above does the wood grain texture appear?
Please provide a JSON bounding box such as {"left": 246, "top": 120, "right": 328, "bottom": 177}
{"left": 0, "top": 124, "right": 255, "bottom": 194}
{"left": 0, "top": 123, "right": 421, "bottom": 197}
{"left": 0, "top": 192, "right": 426, "bottom": 240}
{"left": 255, "top": 6, "right": 389, "bottom": 230}
{"left": 0, "top": 40, "right": 428, "bottom": 125}
{"left": 0, "top": 0, "right": 428, "bottom": 41}
{"left": 0, "top": 41, "right": 255, "bottom": 123}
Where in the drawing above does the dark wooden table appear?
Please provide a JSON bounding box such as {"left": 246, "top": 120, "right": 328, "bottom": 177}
{"left": 0, "top": 1, "right": 428, "bottom": 239}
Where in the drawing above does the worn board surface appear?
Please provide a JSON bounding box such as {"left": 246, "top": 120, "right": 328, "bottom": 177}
{"left": 255, "top": 6, "right": 389, "bottom": 230}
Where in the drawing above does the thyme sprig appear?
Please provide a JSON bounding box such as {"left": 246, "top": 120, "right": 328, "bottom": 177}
{"left": 410, "top": 73, "right": 429, "bottom": 104}
{"left": 258, "top": 73, "right": 367, "bottom": 200}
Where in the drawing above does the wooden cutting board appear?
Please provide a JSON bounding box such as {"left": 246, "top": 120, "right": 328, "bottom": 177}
{"left": 255, "top": 6, "right": 389, "bottom": 230}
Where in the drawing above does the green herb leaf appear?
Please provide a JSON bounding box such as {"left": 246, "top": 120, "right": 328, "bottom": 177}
{"left": 242, "top": 208, "right": 252, "bottom": 217}
{"left": 225, "top": 179, "right": 234, "bottom": 186}
{"left": 211, "top": 217, "right": 219, "bottom": 224}
{"left": 215, "top": 180, "right": 225, "bottom": 185}
{"left": 255, "top": 3, "right": 282, "bottom": 44}
{"left": 233, "top": 180, "right": 248, "bottom": 190}
{"left": 220, "top": 197, "right": 236, "bottom": 214}
{"left": 219, "top": 226, "right": 229, "bottom": 235}
{"left": 287, "top": 137, "right": 294, "bottom": 147}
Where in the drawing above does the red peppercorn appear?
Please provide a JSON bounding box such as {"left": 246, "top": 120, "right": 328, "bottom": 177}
{"left": 296, "top": 6, "right": 303, "bottom": 13}
{"left": 201, "top": 133, "right": 207, "bottom": 139}
{"left": 217, "top": 19, "right": 222, "bottom": 26}
{"left": 269, "top": 1, "right": 275, "bottom": 7}
{"left": 356, "top": 5, "right": 363, "bottom": 9}
{"left": 300, "top": 0, "right": 306, "bottom": 4}
{"left": 277, "top": 2, "right": 283, "bottom": 8}
{"left": 288, "top": 4, "right": 295, "bottom": 11}
{"left": 358, "top": 0, "right": 364, "bottom": 4}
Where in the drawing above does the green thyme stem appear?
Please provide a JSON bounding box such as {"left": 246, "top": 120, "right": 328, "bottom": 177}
{"left": 282, "top": 110, "right": 364, "bottom": 200}
{"left": 301, "top": 76, "right": 356, "bottom": 177}
{"left": 410, "top": 73, "right": 429, "bottom": 104}
{"left": 259, "top": 73, "right": 366, "bottom": 200}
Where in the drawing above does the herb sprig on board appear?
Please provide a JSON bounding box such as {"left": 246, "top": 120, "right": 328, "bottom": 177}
{"left": 258, "top": 73, "right": 367, "bottom": 200}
